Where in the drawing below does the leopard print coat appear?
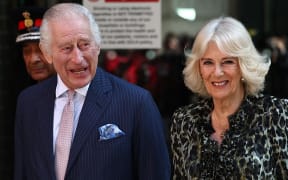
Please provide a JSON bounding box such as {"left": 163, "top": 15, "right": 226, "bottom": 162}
{"left": 171, "top": 94, "right": 288, "bottom": 180}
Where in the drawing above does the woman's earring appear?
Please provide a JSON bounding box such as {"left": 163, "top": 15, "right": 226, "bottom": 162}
{"left": 241, "top": 77, "right": 245, "bottom": 82}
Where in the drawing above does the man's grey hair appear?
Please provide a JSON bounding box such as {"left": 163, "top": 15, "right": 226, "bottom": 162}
{"left": 40, "top": 3, "right": 101, "bottom": 55}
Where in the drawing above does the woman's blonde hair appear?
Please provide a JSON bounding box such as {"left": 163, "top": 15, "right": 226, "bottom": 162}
{"left": 183, "top": 16, "right": 270, "bottom": 97}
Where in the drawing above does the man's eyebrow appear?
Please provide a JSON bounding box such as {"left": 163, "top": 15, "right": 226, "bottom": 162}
{"left": 200, "top": 58, "right": 212, "bottom": 61}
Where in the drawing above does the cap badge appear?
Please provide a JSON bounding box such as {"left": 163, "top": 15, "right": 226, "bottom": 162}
{"left": 22, "top": 11, "right": 33, "bottom": 30}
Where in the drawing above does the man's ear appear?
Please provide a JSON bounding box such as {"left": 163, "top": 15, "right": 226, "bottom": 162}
{"left": 96, "top": 45, "right": 100, "bottom": 55}
{"left": 39, "top": 43, "right": 53, "bottom": 64}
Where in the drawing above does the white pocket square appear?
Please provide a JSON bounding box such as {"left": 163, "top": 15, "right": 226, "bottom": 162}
{"left": 98, "top": 124, "right": 125, "bottom": 141}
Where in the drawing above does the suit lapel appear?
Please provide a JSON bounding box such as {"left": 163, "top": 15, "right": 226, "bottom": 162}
{"left": 67, "top": 68, "right": 112, "bottom": 171}
{"left": 37, "top": 76, "right": 57, "bottom": 179}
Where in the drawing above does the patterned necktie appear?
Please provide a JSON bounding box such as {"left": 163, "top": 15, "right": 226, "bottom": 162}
{"left": 55, "top": 90, "right": 75, "bottom": 180}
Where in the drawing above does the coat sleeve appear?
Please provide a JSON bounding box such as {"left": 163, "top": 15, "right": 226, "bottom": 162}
{"left": 14, "top": 95, "right": 26, "bottom": 180}
{"left": 273, "top": 98, "right": 288, "bottom": 178}
{"left": 133, "top": 91, "right": 171, "bottom": 180}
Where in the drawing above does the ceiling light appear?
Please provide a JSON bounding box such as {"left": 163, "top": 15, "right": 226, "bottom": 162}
{"left": 176, "top": 8, "right": 196, "bottom": 21}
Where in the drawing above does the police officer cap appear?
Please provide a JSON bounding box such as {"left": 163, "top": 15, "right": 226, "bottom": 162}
{"left": 15, "top": 7, "right": 46, "bottom": 43}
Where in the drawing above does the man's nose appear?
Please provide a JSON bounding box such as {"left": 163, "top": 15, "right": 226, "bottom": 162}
{"left": 30, "top": 52, "right": 41, "bottom": 62}
{"left": 71, "top": 47, "right": 83, "bottom": 64}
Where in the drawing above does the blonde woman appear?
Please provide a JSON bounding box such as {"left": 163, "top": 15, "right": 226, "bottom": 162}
{"left": 171, "top": 16, "right": 288, "bottom": 179}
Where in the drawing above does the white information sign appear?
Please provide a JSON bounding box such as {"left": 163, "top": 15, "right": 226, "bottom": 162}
{"left": 83, "top": 0, "right": 161, "bottom": 49}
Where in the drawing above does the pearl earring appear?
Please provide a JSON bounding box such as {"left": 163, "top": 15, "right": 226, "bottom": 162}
{"left": 241, "top": 77, "right": 244, "bottom": 81}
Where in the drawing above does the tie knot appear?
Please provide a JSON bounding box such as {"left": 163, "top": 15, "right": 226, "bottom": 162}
{"left": 67, "top": 90, "right": 75, "bottom": 101}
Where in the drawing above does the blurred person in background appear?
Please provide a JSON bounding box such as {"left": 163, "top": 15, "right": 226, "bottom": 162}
{"left": 171, "top": 16, "right": 288, "bottom": 179}
{"left": 264, "top": 34, "right": 288, "bottom": 98}
{"left": 15, "top": 7, "right": 55, "bottom": 83}
{"left": 154, "top": 32, "right": 191, "bottom": 120}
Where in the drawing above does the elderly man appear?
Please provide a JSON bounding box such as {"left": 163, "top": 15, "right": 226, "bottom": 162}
{"left": 14, "top": 3, "right": 170, "bottom": 180}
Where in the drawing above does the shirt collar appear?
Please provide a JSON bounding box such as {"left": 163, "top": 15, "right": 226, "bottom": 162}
{"left": 55, "top": 75, "right": 90, "bottom": 98}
